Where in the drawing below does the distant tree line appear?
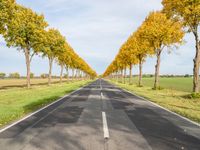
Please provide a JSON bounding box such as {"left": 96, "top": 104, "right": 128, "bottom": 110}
{"left": 0, "top": 72, "right": 90, "bottom": 79}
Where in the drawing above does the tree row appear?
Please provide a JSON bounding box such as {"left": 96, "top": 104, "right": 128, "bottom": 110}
{"left": 103, "top": 0, "right": 200, "bottom": 93}
{"left": 0, "top": 0, "right": 96, "bottom": 88}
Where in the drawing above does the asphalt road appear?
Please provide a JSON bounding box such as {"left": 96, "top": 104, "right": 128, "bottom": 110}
{"left": 0, "top": 79, "right": 200, "bottom": 150}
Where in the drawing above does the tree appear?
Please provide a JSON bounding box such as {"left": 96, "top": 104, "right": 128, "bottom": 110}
{"left": 40, "top": 28, "right": 65, "bottom": 85}
{"left": 117, "top": 49, "right": 128, "bottom": 84}
{"left": 132, "top": 24, "right": 154, "bottom": 87}
{"left": 57, "top": 43, "right": 71, "bottom": 83}
{"left": 9, "top": 72, "right": 20, "bottom": 78}
{"left": 162, "top": 0, "right": 200, "bottom": 93}
{"left": 0, "top": 1, "right": 96, "bottom": 83}
{"left": 41, "top": 73, "right": 48, "bottom": 79}
{"left": 0, "top": 0, "right": 15, "bottom": 35}
{"left": 3, "top": 5, "right": 48, "bottom": 88}
{"left": 30, "top": 73, "right": 34, "bottom": 78}
{"left": 64, "top": 50, "right": 73, "bottom": 80}
{"left": 57, "top": 43, "right": 97, "bottom": 81}
{"left": 120, "top": 39, "right": 138, "bottom": 85}
{"left": 0, "top": 72, "right": 6, "bottom": 79}
{"left": 142, "top": 11, "right": 184, "bottom": 89}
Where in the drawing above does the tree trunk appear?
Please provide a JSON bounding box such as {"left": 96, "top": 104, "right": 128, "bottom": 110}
{"left": 82, "top": 72, "right": 85, "bottom": 80}
{"left": 117, "top": 70, "right": 119, "bottom": 82}
{"left": 78, "top": 69, "right": 80, "bottom": 79}
{"left": 75, "top": 69, "right": 77, "bottom": 79}
{"left": 154, "top": 49, "right": 162, "bottom": 89}
{"left": 138, "top": 58, "right": 143, "bottom": 87}
{"left": 79, "top": 70, "right": 81, "bottom": 79}
{"left": 81, "top": 71, "right": 83, "bottom": 79}
{"left": 48, "top": 57, "right": 53, "bottom": 85}
{"left": 193, "top": 31, "right": 200, "bottom": 93}
{"left": 60, "top": 64, "right": 64, "bottom": 83}
{"left": 116, "top": 71, "right": 119, "bottom": 82}
{"left": 124, "top": 67, "right": 126, "bottom": 84}
{"left": 77, "top": 70, "right": 80, "bottom": 79}
{"left": 77, "top": 69, "right": 79, "bottom": 79}
{"left": 129, "top": 64, "right": 132, "bottom": 85}
{"left": 72, "top": 68, "right": 74, "bottom": 81}
{"left": 25, "top": 48, "right": 31, "bottom": 88}
{"left": 121, "top": 69, "right": 123, "bottom": 83}
{"left": 65, "top": 66, "right": 69, "bottom": 80}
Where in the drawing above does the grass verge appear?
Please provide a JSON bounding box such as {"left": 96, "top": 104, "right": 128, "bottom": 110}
{"left": 109, "top": 80, "right": 200, "bottom": 124}
{"left": 0, "top": 80, "right": 92, "bottom": 127}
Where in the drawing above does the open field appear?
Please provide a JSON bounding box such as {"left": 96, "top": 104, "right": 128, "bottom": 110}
{"left": 0, "top": 78, "right": 74, "bottom": 89}
{"left": 0, "top": 80, "right": 92, "bottom": 127}
{"left": 120, "top": 77, "right": 194, "bottom": 92}
{"left": 110, "top": 79, "right": 200, "bottom": 123}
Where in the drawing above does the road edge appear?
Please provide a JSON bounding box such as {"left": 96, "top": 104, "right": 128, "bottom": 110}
{"left": 0, "top": 81, "right": 92, "bottom": 133}
{"left": 107, "top": 80, "right": 200, "bottom": 127}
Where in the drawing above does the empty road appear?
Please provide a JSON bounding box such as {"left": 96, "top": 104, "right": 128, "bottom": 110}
{"left": 0, "top": 79, "right": 200, "bottom": 150}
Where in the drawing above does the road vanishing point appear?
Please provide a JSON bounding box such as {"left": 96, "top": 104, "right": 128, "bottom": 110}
{"left": 0, "top": 79, "right": 200, "bottom": 150}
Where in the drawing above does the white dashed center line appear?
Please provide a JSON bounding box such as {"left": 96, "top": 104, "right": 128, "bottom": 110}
{"left": 102, "top": 111, "right": 109, "bottom": 139}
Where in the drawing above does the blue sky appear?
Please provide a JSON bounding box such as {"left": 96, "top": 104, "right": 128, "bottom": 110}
{"left": 0, "top": 0, "right": 196, "bottom": 76}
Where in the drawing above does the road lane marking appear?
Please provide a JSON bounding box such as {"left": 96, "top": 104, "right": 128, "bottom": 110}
{"left": 101, "top": 91, "right": 107, "bottom": 110}
{"left": 101, "top": 92, "right": 103, "bottom": 98}
{"left": 100, "top": 79, "right": 102, "bottom": 90}
{"left": 102, "top": 111, "right": 109, "bottom": 139}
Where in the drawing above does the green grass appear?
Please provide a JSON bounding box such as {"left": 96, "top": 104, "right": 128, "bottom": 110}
{"left": 120, "top": 77, "right": 194, "bottom": 92}
{"left": 110, "top": 79, "right": 200, "bottom": 124}
{"left": 0, "top": 80, "right": 92, "bottom": 127}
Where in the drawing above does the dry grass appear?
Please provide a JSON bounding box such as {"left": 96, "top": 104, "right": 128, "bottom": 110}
{"left": 0, "top": 78, "right": 72, "bottom": 89}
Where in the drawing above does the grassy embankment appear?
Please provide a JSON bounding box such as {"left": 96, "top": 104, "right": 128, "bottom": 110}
{"left": 110, "top": 77, "right": 200, "bottom": 123}
{"left": 0, "top": 79, "right": 92, "bottom": 127}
